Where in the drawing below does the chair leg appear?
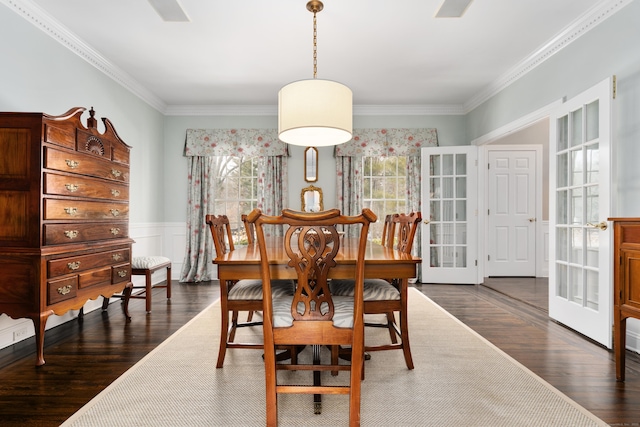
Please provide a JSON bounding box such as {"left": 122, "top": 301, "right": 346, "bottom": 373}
{"left": 228, "top": 310, "right": 239, "bottom": 342}
{"left": 264, "top": 345, "right": 278, "bottom": 427}
{"left": 385, "top": 311, "right": 398, "bottom": 344}
{"left": 216, "top": 290, "right": 230, "bottom": 368}
{"left": 166, "top": 265, "right": 172, "bottom": 299}
{"left": 398, "top": 279, "right": 414, "bottom": 370}
{"left": 145, "top": 270, "right": 153, "bottom": 312}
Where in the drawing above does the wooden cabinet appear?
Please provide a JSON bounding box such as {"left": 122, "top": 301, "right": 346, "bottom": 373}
{"left": 609, "top": 217, "right": 640, "bottom": 381}
{"left": 0, "top": 107, "right": 133, "bottom": 366}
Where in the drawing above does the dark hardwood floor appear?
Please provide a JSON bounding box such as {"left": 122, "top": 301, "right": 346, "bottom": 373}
{"left": 0, "top": 278, "right": 638, "bottom": 426}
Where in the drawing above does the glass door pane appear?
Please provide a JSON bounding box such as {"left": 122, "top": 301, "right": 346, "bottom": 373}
{"left": 422, "top": 146, "right": 478, "bottom": 284}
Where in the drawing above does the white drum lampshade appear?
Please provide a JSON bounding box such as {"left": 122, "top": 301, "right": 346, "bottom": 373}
{"left": 278, "top": 79, "right": 353, "bottom": 147}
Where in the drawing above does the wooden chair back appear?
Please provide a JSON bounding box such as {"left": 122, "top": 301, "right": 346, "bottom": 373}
{"left": 241, "top": 214, "right": 255, "bottom": 244}
{"left": 247, "top": 207, "right": 376, "bottom": 426}
{"left": 205, "top": 214, "right": 235, "bottom": 256}
{"left": 391, "top": 212, "right": 422, "bottom": 254}
{"left": 381, "top": 214, "right": 396, "bottom": 249}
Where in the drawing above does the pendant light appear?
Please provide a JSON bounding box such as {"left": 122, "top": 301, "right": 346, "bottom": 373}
{"left": 278, "top": 1, "right": 353, "bottom": 147}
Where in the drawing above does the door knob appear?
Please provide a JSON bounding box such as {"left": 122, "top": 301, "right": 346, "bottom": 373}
{"left": 528, "top": 218, "right": 536, "bottom": 222}
{"left": 586, "top": 221, "right": 608, "bottom": 231}
{"left": 423, "top": 220, "right": 430, "bottom": 225}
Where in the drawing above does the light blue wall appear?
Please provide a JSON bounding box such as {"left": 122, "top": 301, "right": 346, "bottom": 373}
{"left": 0, "top": 3, "right": 166, "bottom": 223}
{"left": 466, "top": 0, "right": 640, "bottom": 215}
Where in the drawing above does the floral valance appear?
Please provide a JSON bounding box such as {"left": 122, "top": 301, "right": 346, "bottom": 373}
{"left": 185, "top": 127, "right": 437, "bottom": 158}
{"left": 335, "top": 128, "right": 438, "bottom": 157}
{"left": 185, "top": 128, "right": 288, "bottom": 157}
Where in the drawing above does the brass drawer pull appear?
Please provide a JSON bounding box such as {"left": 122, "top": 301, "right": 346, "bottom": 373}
{"left": 64, "top": 230, "right": 79, "bottom": 239}
{"left": 110, "top": 228, "right": 120, "bottom": 235}
{"left": 117, "top": 270, "right": 127, "bottom": 278}
{"left": 110, "top": 209, "right": 120, "bottom": 217}
{"left": 67, "top": 261, "right": 81, "bottom": 271}
{"left": 64, "top": 207, "right": 78, "bottom": 216}
{"left": 112, "top": 253, "right": 123, "bottom": 261}
{"left": 65, "top": 184, "right": 79, "bottom": 192}
{"left": 111, "top": 169, "right": 122, "bottom": 178}
{"left": 111, "top": 189, "right": 121, "bottom": 197}
{"left": 57, "top": 285, "right": 72, "bottom": 295}
{"left": 65, "top": 159, "right": 79, "bottom": 169}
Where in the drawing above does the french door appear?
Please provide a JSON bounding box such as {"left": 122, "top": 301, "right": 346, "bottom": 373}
{"left": 420, "top": 146, "right": 478, "bottom": 284}
{"left": 549, "top": 77, "right": 613, "bottom": 348}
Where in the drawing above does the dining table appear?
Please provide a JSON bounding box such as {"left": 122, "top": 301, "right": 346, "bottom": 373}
{"left": 213, "top": 234, "right": 421, "bottom": 415}
{"left": 213, "top": 235, "right": 421, "bottom": 285}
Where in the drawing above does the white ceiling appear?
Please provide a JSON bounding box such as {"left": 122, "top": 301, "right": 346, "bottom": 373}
{"left": 8, "top": 0, "right": 624, "bottom": 113}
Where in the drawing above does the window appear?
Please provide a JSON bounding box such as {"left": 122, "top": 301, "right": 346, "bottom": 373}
{"left": 212, "top": 156, "right": 258, "bottom": 245}
{"left": 362, "top": 156, "right": 407, "bottom": 243}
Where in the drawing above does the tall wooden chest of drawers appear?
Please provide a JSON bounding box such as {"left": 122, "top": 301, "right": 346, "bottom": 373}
{"left": 0, "top": 107, "right": 133, "bottom": 365}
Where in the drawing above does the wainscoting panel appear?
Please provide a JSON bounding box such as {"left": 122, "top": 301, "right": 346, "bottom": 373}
{"left": 130, "top": 222, "right": 186, "bottom": 283}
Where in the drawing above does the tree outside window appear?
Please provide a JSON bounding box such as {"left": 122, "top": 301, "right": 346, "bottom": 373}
{"left": 212, "top": 156, "right": 258, "bottom": 245}
{"left": 362, "top": 156, "right": 407, "bottom": 243}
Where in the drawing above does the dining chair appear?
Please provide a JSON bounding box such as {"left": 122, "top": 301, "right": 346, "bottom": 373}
{"left": 248, "top": 207, "right": 376, "bottom": 427}
{"left": 206, "top": 214, "right": 294, "bottom": 368}
{"left": 331, "top": 211, "right": 422, "bottom": 370}
{"left": 380, "top": 214, "right": 395, "bottom": 249}
{"left": 242, "top": 213, "right": 255, "bottom": 244}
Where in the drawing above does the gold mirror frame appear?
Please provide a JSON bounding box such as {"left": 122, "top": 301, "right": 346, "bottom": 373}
{"left": 301, "top": 185, "right": 323, "bottom": 212}
{"left": 304, "top": 147, "right": 318, "bottom": 182}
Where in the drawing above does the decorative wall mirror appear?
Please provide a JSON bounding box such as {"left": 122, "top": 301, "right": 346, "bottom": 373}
{"left": 301, "top": 185, "right": 323, "bottom": 212}
{"left": 304, "top": 147, "right": 318, "bottom": 182}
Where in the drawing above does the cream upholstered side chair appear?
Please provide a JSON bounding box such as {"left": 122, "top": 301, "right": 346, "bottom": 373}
{"left": 206, "top": 214, "right": 294, "bottom": 368}
{"left": 249, "top": 207, "right": 376, "bottom": 426}
{"left": 102, "top": 256, "right": 171, "bottom": 313}
{"left": 331, "top": 211, "right": 421, "bottom": 370}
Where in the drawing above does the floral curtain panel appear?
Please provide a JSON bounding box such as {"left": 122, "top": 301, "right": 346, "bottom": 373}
{"left": 335, "top": 127, "right": 438, "bottom": 281}
{"left": 180, "top": 128, "right": 288, "bottom": 282}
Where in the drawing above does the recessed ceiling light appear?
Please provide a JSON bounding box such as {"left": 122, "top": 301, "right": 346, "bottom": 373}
{"left": 435, "top": 0, "right": 474, "bottom": 18}
{"left": 147, "top": 0, "right": 190, "bottom": 22}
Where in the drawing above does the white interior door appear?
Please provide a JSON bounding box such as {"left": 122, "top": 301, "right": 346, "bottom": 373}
{"left": 421, "top": 146, "right": 478, "bottom": 284}
{"left": 549, "top": 77, "right": 613, "bottom": 348}
{"left": 487, "top": 149, "right": 537, "bottom": 276}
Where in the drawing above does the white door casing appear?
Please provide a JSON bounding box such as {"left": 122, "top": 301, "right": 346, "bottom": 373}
{"left": 421, "top": 146, "right": 478, "bottom": 284}
{"left": 549, "top": 77, "right": 613, "bottom": 348}
{"left": 487, "top": 149, "right": 538, "bottom": 276}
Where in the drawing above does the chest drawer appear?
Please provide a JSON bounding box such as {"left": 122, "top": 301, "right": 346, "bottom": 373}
{"left": 44, "top": 221, "right": 129, "bottom": 245}
{"left": 78, "top": 267, "right": 112, "bottom": 289}
{"left": 44, "top": 172, "right": 129, "bottom": 201}
{"left": 48, "top": 248, "right": 131, "bottom": 278}
{"left": 112, "top": 263, "right": 131, "bottom": 284}
{"left": 44, "top": 147, "right": 130, "bottom": 183}
{"left": 44, "top": 199, "right": 128, "bottom": 221}
{"left": 47, "top": 276, "right": 78, "bottom": 305}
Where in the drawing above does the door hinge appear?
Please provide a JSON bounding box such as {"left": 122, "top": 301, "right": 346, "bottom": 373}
{"left": 487, "top": 209, "right": 490, "bottom": 215}
{"left": 488, "top": 255, "right": 490, "bottom": 261}
{"left": 487, "top": 163, "right": 490, "bottom": 170}
{"left": 475, "top": 260, "right": 478, "bottom": 266}
{"left": 613, "top": 75, "right": 617, "bottom": 99}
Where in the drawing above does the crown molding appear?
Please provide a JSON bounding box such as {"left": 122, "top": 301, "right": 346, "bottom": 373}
{"left": 164, "top": 104, "right": 466, "bottom": 116}
{"left": 4, "top": 0, "right": 630, "bottom": 117}
{"left": 2, "top": 0, "right": 168, "bottom": 113}
{"left": 463, "top": 0, "right": 632, "bottom": 113}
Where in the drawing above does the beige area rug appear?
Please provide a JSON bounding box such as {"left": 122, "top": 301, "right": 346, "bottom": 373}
{"left": 62, "top": 288, "right": 608, "bottom": 426}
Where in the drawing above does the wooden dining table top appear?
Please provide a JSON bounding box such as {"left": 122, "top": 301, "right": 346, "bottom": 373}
{"left": 213, "top": 236, "right": 421, "bottom": 281}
